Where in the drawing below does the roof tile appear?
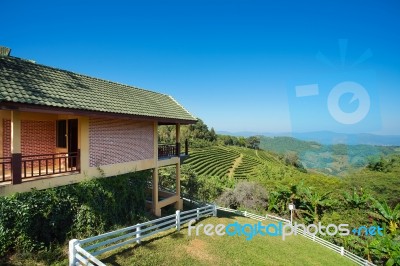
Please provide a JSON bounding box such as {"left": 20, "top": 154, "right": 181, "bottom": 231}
{"left": 0, "top": 56, "right": 197, "bottom": 123}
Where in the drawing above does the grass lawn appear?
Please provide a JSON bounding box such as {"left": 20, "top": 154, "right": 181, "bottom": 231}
{"left": 99, "top": 211, "right": 356, "bottom": 266}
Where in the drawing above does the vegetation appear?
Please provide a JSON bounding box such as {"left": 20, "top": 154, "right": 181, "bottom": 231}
{"left": 158, "top": 119, "right": 400, "bottom": 265}
{"left": 0, "top": 171, "right": 150, "bottom": 265}
{"left": 99, "top": 212, "right": 355, "bottom": 266}
{"left": 259, "top": 136, "right": 400, "bottom": 176}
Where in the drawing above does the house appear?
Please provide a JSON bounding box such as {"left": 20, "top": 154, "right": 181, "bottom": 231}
{"left": 0, "top": 46, "right": 197, "bottom": 216}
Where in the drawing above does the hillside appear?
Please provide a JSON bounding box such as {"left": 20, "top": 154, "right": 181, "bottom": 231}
{"left": 184, "top": 146, "right": 295, "bottom": 181}
{"left": 99, "top": 213, "right": 354, "bottom": 266}
{"left": 259, "top": 136, "right": 400, "bottom": 176}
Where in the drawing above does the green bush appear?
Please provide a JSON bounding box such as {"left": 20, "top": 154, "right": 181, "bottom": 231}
{"left": 0, "top": 171, "right": 150, "bottom": 257}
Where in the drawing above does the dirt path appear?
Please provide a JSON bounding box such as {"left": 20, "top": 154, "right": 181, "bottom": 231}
{"left": 228, "top": 154, "right": 243, "bottom": 178}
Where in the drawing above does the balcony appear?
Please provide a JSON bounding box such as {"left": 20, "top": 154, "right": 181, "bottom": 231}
{"left": 158, "top": 139, "right": 189, "bottom": 162}
{"left": 0, "top": 151, "right": 80, "bottom": 184}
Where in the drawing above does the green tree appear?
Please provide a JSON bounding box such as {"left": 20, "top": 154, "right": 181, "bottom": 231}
{"left": 247, "top": 136, "right": 260, "bottom": 150}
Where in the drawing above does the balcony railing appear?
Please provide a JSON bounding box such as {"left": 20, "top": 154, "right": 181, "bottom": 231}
{"left": 0, "top": 157, "right": 12, "bottom": 183}
{"left": 158, "top": 139, "right": 189, "bottom": 159}
{"left": 0, "top": 151, "right": 80, "bottom": 184}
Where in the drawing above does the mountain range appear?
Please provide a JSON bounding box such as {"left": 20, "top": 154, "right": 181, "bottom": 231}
{"left": 217, "top": 131, "right": 400, "bottom": 146}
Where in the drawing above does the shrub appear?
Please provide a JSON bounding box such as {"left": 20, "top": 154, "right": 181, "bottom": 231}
{"left": 0, "top": 171, "right": 150, "bottom": 257}
{"left": 217, "top": 181, "right": 267, "bottom": 211}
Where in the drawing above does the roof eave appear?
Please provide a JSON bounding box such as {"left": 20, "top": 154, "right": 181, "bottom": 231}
{"left": 0, "top": 102, "right": 198, "bottom": 125}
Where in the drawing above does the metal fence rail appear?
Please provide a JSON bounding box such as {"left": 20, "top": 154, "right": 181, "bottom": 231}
{"left": 215, "top": 206, "right": 375, "bottom": 266}
{"left": 69, "top": 204, "right": 374, "bottom": 266}
{"left": 69, "top": 205, "right": 216, "bottom": 266}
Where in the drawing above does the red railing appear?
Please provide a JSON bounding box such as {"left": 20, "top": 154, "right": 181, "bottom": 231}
{"left": 0, "top": 157, "right": 12, "bottom": 183}
{"left": 0, "top": 151, "right": 80, "bottom": 183}
{"left": 158, "top": 144, "right": 178, "bottom": 158}
{"left": 21, "top": 152, "right": 80, "bottom": 179}
{"left": 158, "top": 139, "right": 189, "bottom": 158}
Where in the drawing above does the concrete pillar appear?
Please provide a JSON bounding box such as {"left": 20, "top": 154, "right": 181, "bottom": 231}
{"left": 154, "top": 122, "right": 158, "bottom": 162}
{"left": 78, "top": 117, "right": 89, "bottom": 172}
{"left": 175, "top": 162, "right": 183, "bottom": 210}
{"left": 152, "top": 167, "right": 161, "bottom": 216}
{"left": 11, "top": 111, "right": 21, "bottom": 154}
{"left": 11, "top": 111, "right": 21, "bottom": 184}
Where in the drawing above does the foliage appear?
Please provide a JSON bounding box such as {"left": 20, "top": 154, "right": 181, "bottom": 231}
{"left": 216, "top": 181, "right": 267, "bottom": 212}
{"left": 369, "top": 199, "right": 400, "bottom": 234}
{"left": 0, "top": 171, "right": 150, "bottom": 258}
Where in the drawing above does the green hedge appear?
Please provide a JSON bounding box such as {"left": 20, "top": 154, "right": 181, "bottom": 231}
{"left": 0, "top": 171, "right": 150, "bottom": 256}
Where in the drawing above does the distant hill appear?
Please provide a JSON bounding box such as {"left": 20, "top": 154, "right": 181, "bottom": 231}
{"left": 258, "top": 136, "right": 400, "bottom": 176}
{"left": 217, "top": 131, "right": 400, "bottom": 146}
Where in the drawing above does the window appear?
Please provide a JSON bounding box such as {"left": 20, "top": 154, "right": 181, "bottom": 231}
{"left": 56, "top": 120, "right": 67, "bottom": 148}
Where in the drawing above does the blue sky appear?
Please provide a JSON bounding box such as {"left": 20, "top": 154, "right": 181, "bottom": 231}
{"left": 2, "top": 0, "right": 400, "bottom": 134}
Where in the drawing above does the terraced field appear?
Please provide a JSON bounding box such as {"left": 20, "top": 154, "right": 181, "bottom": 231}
{"left": 184, "top": 146, "right": 285, "bottom": 181}
{"left": 184, "top": 146, "right": 240, "bottom": 177}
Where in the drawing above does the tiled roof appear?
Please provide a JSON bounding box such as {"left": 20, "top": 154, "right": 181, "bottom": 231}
{"left": 0, "top": 56, "right": 197, "bottom": 123}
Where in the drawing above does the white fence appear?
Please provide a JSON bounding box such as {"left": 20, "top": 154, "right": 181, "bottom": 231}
{"left": 69, "top": 204, "right": 374, "bottom": 266}
{"left": 69, "top": 204, "right": 216, "bottom": 266}
{"left": 216, "top": 206, "right": 375, "bottom": 266}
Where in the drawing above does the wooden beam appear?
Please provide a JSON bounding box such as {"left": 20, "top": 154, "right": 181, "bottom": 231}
{"left": 158, "top": 195, "right": 179, "bottom": 208}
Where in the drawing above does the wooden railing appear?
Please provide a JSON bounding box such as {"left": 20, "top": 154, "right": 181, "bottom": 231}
{"left": 0, "top": 157, "right": 12, "bottom": 183}
{"left": 158, "top": 144, "right": 177, "bottom": 158}
{"left": 21, "top": 151, "right": 80, "bottom": 179}
{"left": 0, "top": 151, "right": 80, "bottom": 183}
{"left": 158, "top": 139, "right": 189, "bottom": 158}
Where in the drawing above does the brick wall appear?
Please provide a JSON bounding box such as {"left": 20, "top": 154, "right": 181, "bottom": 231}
{"left": 3, "top": 120, "right": 56, "bottom": 157}
{"left": 89, "top": 118, "right": 154, "bottom": 167}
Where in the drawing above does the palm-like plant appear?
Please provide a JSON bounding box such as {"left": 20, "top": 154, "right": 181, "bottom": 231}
{"left": 369, "top": 199, "right": 400, "bottom": 234}
{"left": 302, "top": 189, "right": 331, "bottom": 223}
{"left": 343, "top": 188, "right": 370, "bottom": 209}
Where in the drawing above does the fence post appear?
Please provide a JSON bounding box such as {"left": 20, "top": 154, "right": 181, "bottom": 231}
{"left": 176, "top": 210, "right": 181, "bottom": 231}
{"left": 313, "top": 235, "right": 316, "bottom": 241}
{"left": 196, "top": 208, "right": 200, "bottom": 220}
{"left": 340, "top": 246, "right": 344, "bottom": 256}
{"left": 213, "top": 204, "right": 217, "bottom": 217}
{"left": 68, "top": 239, "right": 79, "bottom": 266}
{"left": 244, "top": 211, "right": 247, "bottom": 217}
{"left": 136, "top": 224, "right": 141, "bottom": 244}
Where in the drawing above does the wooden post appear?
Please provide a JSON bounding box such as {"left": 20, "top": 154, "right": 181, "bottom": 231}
{"left": 152, "top": 167, "right": 161, "bottom": 216}
{"left": 76, "top": 149, "right": 81, "bottom": 172}
{"left": 175, "top": 123, "right": 180, "bottom": 156}
{"left": 11, "top": 111, "right": 22, "bottom": 184}
{"left": 185, "top": 139, "right": 189, "bottom": 155}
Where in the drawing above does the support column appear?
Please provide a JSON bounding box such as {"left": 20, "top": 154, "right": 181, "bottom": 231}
{"left": 11, "top": 110, "right": 22, "bottom": 184}
{"left": 174, "top": 162, "right": 183, "bottom": 210}
{"left": 175, "top": 123, "right": 180, "bottom": 156}
{"left": 152, "top": 167, "right": 161, "bottom": 216}
{"left": 78, "top": 117, "right": 89, "bottom": 173}
{"left": 175, "top": 123, "right": 183, "bottom": 209}
{"left": 154, "top": 122, "right": 158, "bottom": 162}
